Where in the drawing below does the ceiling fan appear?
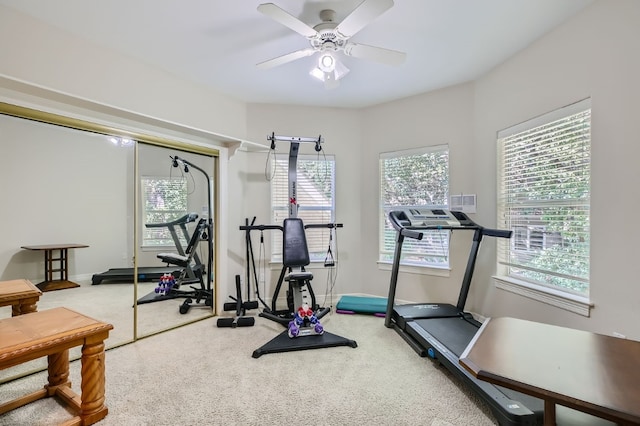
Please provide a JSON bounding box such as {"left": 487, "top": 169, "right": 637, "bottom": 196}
{"left": 257, "top": 0, "right": 406, "bottom": 89}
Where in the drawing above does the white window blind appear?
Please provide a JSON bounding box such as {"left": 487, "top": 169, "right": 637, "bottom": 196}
{"left": 270, "top": 154, "right": 335, "bottom": 262}
{"left": 379, "top": 145, "right": 450, "bottom": 267}
{"left": 141, "top": 176, "right": 188, "bottom": 247}
{"left": 497, "top": 99, "right": 591, "bottom": 295}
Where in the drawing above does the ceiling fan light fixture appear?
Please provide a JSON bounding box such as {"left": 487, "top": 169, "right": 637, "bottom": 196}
{"left": 333, "top": 60, "right": 350, "bottom": 80}
{"left": 310, "top": 57, "right": 350, "bottom": 87}
{"left": 310, "top": 67, "right": 325, "bottom": 80}
{"left": 312, "top": 52, "right": 349, "bottom": 80}
{"left": 318, "top": 53, "right": 336, "bottom": 72}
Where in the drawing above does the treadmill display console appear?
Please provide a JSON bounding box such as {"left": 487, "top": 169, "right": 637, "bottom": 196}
{"left": 400, "top": 208, "right": 471, "bottom": 228}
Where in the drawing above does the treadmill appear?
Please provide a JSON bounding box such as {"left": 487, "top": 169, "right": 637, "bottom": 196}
{"left": 384, "top": 207, "right": 544, "bottom": 426}
{"left": 91, "top": 213, "right": 199, "bottom": 285}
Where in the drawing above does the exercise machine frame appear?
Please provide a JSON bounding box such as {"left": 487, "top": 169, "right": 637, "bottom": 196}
{"left": 137, "top": 217, "right": 211, "bottom": 313}
{"left": 384, "top": 207, "right": 545, "bottom": 426}
{"left": 248, "top": 133, "right": 356, "bottom": 357}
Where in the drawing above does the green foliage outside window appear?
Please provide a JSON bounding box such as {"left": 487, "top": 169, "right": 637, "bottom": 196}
{"left": 380, "top": 147, "right": 450, "bottom": 267}
{"left": 499, "top": 106, "right": 590, "bottom": 294}
{"left": 142, "top": 177, "right": 188, "bottom": 246}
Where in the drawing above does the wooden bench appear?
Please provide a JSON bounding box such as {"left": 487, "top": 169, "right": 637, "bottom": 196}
{"left": 0, "top": 279, "right": 42, "bottom": 316}
{"left": 0, "top": 307, "right": 113, "bottom": 425}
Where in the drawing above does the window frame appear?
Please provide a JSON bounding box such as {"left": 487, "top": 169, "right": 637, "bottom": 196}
{"left": 140, "top": 175, "right": 189, "bottom": 248}
{"left": 495, "top": 98, "right": 592, "bottom": 315}
{"left": 378, "top": 145, "right": 450, "bottom": 270}
{"left": 270, "top": 153, "right": 336, "bottom": 263}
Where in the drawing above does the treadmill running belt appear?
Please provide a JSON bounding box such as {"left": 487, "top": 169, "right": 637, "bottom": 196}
{"left": 413, "top": 316, "right": 479, "bottom": 356}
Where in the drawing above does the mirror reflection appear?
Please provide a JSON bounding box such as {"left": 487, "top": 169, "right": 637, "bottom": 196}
{"left": 0, "top": 107, "right": 216, "bottom": 384}
{"left": 0, "top": 112, "right": 135, "bottom": 381}
{"left": 134, "top": 143, "right": 215, "bottom": 338}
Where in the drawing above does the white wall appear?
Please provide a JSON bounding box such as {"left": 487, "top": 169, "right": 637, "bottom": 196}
{"left": 0, "top": 114, "right": 132, "bottom": 282}
{"left": 472, "top": 0, "right": 640, "bottom": 339}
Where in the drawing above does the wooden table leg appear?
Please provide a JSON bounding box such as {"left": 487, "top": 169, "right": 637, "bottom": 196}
{"left": 544, "top": 399, "right": 556, "bottom": 426}
{"left": 61, "top": 249, "right": 68, "bottom": 281}
{"left": 45, "top": 249, "right": 52, "bottom": 282}
{"left": 46, "top": 350, "right": 71, "bottom": 394}
{"left": 11, "top": 304, "right": 21, "bottom": 317}
{"left": 13, "top": 296, "right": 39, "bottom": 316}
{"left": 37, "top": 248, "right": 80, "bottom": 291}
{"left": 80, "top": 339, "right": 108, "bottom": 424}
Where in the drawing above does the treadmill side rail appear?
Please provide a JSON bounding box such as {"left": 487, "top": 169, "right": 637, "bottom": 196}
{"left": 405, "top": 321, "right": 540, "bottom": 426}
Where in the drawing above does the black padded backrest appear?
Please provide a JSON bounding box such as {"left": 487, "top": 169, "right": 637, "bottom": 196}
{"left": 185, "top": 218, "right": 207, "bottom": 254}
{"left": 282, "top": 218, "right": 310, "bottom": 268}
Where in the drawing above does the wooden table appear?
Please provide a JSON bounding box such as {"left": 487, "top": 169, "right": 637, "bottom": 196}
{"left": 460, "top": 317, "right": 640, "bottom": 426}
{"left": 0, "top": 307, "right": 113, "bottom": 425}
{"left": 21, "top": 244, "right": 89, "bottom": 292}
{"left": 0, "top": 279, "right": 42, "bottom": 316}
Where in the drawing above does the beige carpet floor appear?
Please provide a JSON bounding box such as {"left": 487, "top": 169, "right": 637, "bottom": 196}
{"left": 0, "top": 310, "right": 499, "bottom": 425}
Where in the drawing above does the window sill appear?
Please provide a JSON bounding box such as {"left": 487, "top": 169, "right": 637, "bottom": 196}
{"left": 141, "top": 246, "right": 176, "bottom": 252}
{"left": 377, "top": 261, "right": 450, "bottom": 277}
{"left": 493, "top": 275, "right": 593, "bottom": 317}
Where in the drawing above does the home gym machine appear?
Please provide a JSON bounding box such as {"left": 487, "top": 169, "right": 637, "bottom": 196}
{"left": 384, "top": 207, "right": 545, "bottom": 425}
{"left": 248, "top": 133, "right": 357, "bottom": 358}
{"left": 217, "top": 217, "right": 262, "bottom": 328}
{"left": 137, "top": 155, "right": 214, "bottom": 314}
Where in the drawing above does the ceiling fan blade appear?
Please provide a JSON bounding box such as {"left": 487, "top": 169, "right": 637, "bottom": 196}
{"left": 257, "top": 48, "right": 316, "bottom": 69}
{"left": 257, "top": 3, "right": 318, "bottom": 38}
{"left": 344, "top": 42, "right": 406, "bottom": 66}
{"left": 335, "top": 0, "right": 394, "bottom": 38}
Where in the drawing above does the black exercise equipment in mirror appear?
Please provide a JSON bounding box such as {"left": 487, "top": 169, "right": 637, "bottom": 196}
{"left": 91, "top": 213, "right": 200, "bottom": 285}
{"left": 132, "top": 156, "right": 214, "bottom": 313}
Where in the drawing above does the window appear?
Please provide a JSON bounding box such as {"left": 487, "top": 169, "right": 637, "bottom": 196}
{"left": 270, "top": 154, "right": 335, "bottom": 262}
{"left": 141, "top": 176, "right": 188, "bottom": 247}
{"left": 497, "top": 99, "right": 591, "bottom": 296}
{"left": 379, "top": 145, "right": 450, "bottom": 268}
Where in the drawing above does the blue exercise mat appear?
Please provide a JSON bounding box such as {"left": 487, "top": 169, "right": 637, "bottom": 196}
{"left": 336, "top": 295, "right": 388, "bottom": 315}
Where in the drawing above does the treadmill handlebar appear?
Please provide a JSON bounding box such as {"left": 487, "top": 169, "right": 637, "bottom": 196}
{"left": 482, "top": 228, "right": 513, "bottom": 239}
{"left": 145, "top": 212, "right": 199, "bottom": 228}
{"left": 388, "top": 211, "right": 424, "bottom": 240}
{"left": 402, "top": 228, "right": 424, "bottom": 240}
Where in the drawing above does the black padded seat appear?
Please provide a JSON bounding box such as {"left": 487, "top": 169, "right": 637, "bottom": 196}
{"left": 156, "top": 253, "right": 189, "bottom": 267}
{"left": 285, "top": 271, "right": 313, "bottom": 281}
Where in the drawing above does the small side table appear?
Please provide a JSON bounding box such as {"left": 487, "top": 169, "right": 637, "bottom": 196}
{"left": 0, "top": 279, "right": 42, "bottom": 316}
{"left": 21, "top": 244, "right": 89, "bottom": 292}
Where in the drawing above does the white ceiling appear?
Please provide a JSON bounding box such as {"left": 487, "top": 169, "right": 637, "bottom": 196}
{"left": 1, "top": 0, "right": 594, "bottom": 109}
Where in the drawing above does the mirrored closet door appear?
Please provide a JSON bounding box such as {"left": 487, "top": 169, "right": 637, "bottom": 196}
{"left": 0, "top": 103, "right": 217, "bottom": 383}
